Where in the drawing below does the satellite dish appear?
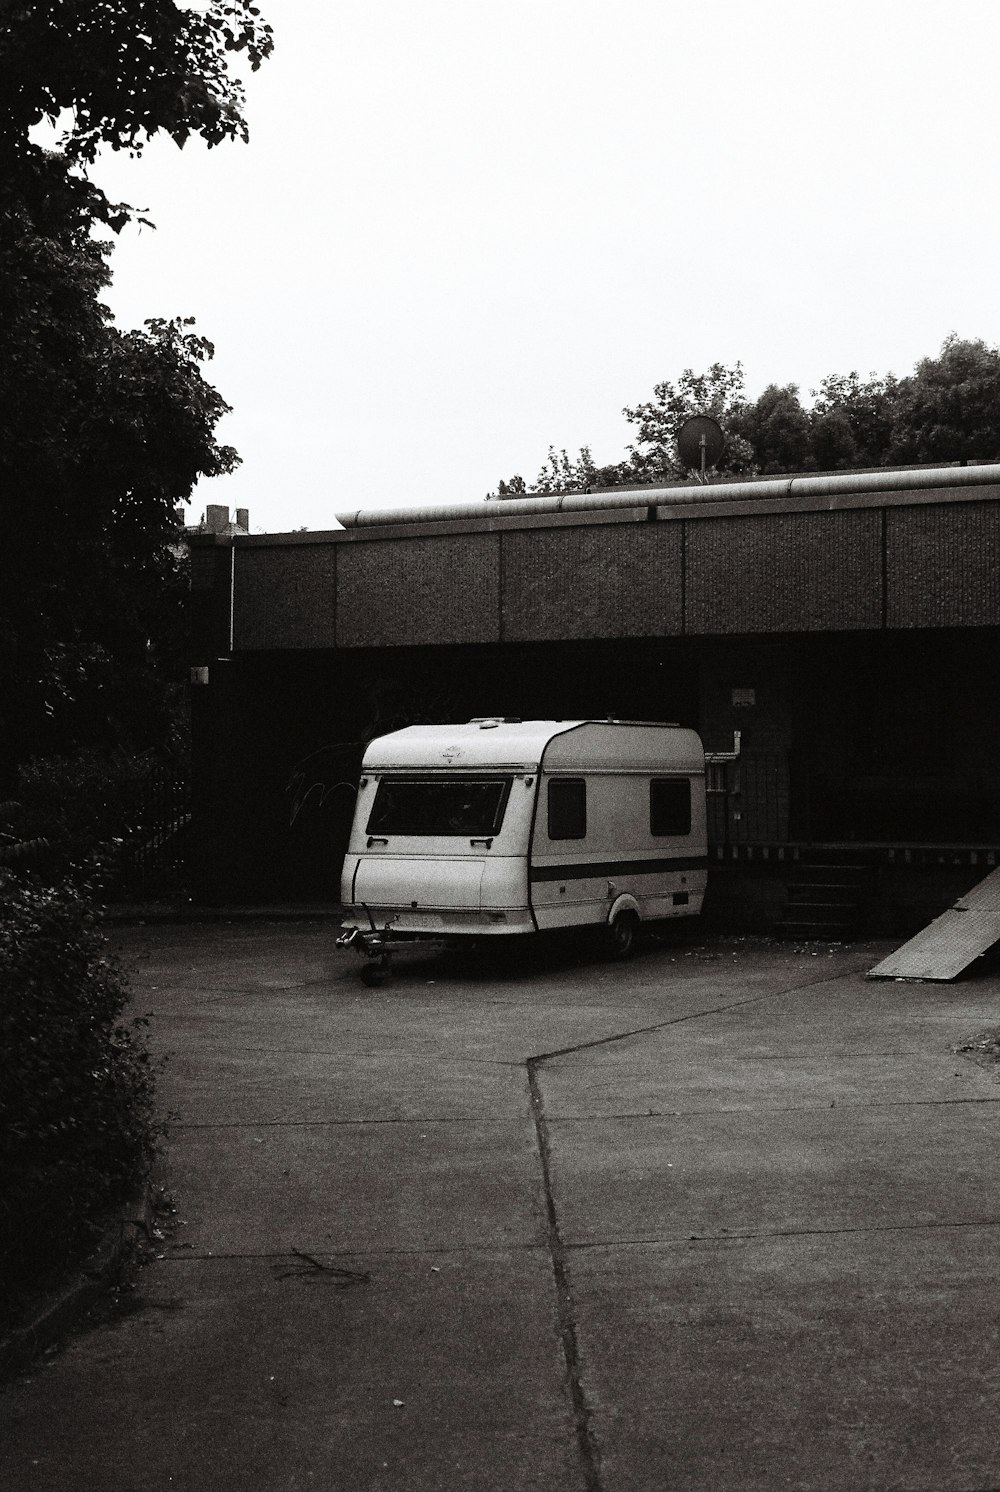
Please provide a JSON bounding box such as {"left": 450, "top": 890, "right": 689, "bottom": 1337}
{"left": 676, "top": 415, "right": 726, "bottom": 478}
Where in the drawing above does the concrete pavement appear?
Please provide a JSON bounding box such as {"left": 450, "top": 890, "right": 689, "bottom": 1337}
{"left": 3, "top": 923, "right": 1000, "bottom": 1490}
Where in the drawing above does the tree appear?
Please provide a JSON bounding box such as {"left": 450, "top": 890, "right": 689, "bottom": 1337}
{"left": 533, "top": 445, "right": 598, "bottom": 494}
{"left": 0, "top": 3, "right": 273, "bottom": 770}
{"left": 622, "top": 362, "right": 755, "bottom": 479}
{"left": 736, "top": 383, "right": 811, "bottom": 474}
{"left": 888, "top": 335, "right": 1000, "bottom": 466}
{"left": 486, "top": 473, "right": 526, "bottom": 500}
{"left": 809, "top": 370, "right": 898, "bottom": 470}
{"left": 0, "top": 2, "right": 273, "bottom": 165}
{"left": 491, "top": 337, "right": 1000, "bottom": 507}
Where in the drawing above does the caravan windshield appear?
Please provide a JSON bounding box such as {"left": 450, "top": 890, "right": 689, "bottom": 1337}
{"left": 366, "top": 776, "right": 512, "bottom": 837}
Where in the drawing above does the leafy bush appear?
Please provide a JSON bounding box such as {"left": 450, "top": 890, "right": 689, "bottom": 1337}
{"left": 2, "top": 750, "right": 156, "bottom": 878}
{"left": 0, "top": 875, "right": 162, "bottom": 1310}
{"left": 0, "top": 749, "right": 191, "bottom": 900}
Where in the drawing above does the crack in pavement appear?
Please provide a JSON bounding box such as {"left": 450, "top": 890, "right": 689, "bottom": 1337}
{"left": 172, "top": 1114, "right": 525, "bottom": 1129}
{"left": 547, "top": 1093, "right": 1000, "bottom": 1121}
{"left": 160, "top": 1241, "right": 546, "bottom": 1261}
{"left": 527, "top": 1057, "right": 603, "bottom": 1492}
{"left": 564, "top": 1216, "right": 1000, "bottom": 1248}
{"left": 527, "top": 962, "right": 874, "bottom": 1067}
{"left": 161, "top": 1046, "right": 525, "bottom": 1071}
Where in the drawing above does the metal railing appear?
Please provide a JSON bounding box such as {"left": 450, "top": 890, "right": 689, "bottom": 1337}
{"left": 707, "top": 753, "right": 789, "bottom": 845}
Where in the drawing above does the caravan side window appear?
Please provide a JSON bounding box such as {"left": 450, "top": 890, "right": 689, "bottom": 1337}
{"left": 650, "top": 778, "right": 691, "bottom": 836}
{"left": 548, "top": 778, "right": 586, "bottom": 839}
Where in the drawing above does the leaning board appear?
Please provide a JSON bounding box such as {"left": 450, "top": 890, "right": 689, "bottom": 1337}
{"left": 868, "top": 865, "right": 1000, "bottom": 981}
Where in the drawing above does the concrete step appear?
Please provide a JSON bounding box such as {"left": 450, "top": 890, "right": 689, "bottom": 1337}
{"left": 787, "top": 886, "right": 863, "bottom": 902}
{"left": 778, "top": 919, "right": 856, "bottom": 940}
{"left": 778, "top": 852, "right": 875, "bottom": 941}
{"left": 785, "top": 899, "right": 862, "bottom": 915}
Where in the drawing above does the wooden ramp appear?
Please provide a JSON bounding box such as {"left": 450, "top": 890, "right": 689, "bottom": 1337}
{"left": 868, "top": 865, "right": 1000, "bottom": 981}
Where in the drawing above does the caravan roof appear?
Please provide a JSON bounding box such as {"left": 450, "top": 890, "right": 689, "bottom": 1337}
{"left": 361, "top": 720, "right": 704, "bottom": 774}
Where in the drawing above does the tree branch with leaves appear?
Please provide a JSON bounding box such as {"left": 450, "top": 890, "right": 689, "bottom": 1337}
{"left": 0, "top": 1, "right": 273, "bottom": 770}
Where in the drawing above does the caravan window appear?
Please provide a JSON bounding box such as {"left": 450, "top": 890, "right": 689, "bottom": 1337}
{"left": 650, "top": 778, "right": 691, "bottom": 836}
{"left": 366, "top": 777, "right": 512, "bottom": 836}
{"left": 548, "top": 778, "right": 587, "bottom": 839}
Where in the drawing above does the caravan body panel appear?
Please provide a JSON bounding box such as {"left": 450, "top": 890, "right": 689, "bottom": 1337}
{"left": 530, "top": 722, "right": 707, "bottom": 930}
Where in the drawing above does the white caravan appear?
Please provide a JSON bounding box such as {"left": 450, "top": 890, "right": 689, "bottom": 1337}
{"left": 338, "top": 719, "right": 707, "bottom": 976}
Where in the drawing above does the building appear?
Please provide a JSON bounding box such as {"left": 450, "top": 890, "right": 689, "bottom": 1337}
{"left": 188, "top": 463, "right": 1000, "bottom": 932}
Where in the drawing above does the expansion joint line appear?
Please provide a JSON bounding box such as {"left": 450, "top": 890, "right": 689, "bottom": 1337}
{"left": 523, "top": 963, "right": 862, "bottom": 1491}
{"left": 527, "top": 1056, "right": 603, "bottom": 1492}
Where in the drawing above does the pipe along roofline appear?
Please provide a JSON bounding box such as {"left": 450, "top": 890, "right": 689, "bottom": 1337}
{"left": 334, "top": 461, "right": 1000, "bottom": 530}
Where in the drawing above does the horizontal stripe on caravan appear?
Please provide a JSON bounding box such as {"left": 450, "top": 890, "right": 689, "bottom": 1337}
{"left": 530, "top": 855, "right": 708, "bottom": 882}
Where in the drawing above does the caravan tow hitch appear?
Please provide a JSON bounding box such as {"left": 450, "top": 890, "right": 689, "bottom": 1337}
{"left": 336, "top": 924, "right": 395, "bottom": 985}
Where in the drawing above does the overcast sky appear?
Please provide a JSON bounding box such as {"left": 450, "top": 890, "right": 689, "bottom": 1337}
{"left": 88, "top": 0, "right": 1000, "bottom": 533}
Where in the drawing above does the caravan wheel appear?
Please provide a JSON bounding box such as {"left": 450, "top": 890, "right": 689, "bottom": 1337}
{"left": 606, "top": 910, "right": 639, "bottom": 961}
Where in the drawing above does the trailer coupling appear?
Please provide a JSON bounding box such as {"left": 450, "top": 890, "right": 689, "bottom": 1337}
{"left": 336, "top": 919, "right": 438, "bottom": 985}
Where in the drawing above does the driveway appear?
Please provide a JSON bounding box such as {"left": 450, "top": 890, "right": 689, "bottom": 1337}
{"left": 3, "top": 923, "right": 1000, "bottom": 1491}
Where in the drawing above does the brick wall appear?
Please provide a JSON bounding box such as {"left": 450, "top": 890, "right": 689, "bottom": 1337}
{"left": 685, "top": 509, "right": 882, "bottom": 634}
{"left": 336, "top": 533, "right": 500, "bottom": 647}
{"left": 500, "top": 522, "right": 682, "bottom": 641}
{"left": 887, "top": 502, "right": 1000, "bottom": 627}
{"left": 233, "top": 545, "right": 337, "bottom": 649}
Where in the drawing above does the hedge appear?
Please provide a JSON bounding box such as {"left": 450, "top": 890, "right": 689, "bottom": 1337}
{"left": 0, "top": 875, "right": 161, "bottom": 1313}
